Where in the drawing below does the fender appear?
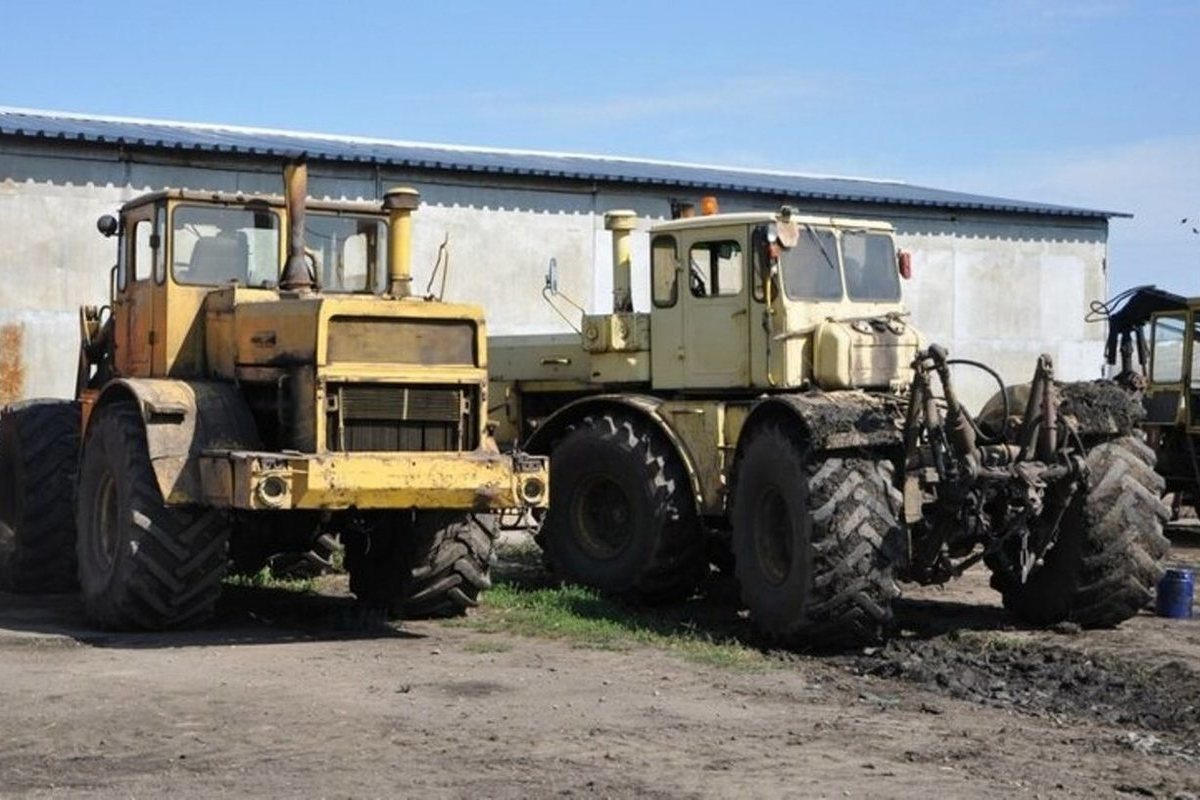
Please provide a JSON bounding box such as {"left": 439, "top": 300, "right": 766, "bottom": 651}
{"left": 524, "top": 393, "right": 705, "bottom": 521}
{"left": 739, "top": 390, "right": 905, "bottom": 454}
{"left": 90, "top": 378, "right": 261, "bottom": 505}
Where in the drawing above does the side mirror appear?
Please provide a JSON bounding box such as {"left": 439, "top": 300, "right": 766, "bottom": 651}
{"left": 544, "top": 257, "right": 559, "bottom": 295}
{"left": 97, "top": 215, "right": 119, "bottom": 238}
{"left": 898, "top": 250, "right": 913, "bottom": 280}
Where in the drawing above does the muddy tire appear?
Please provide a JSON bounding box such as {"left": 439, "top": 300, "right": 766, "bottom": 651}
{"left": 76, "top": 402, "right": 229, "bottom": 630}
{"left": 990, "top": 435, "right": 1170, "bottom": 628}
{"left": 732, "top": 422, "right": 903, "bottom": 648}
{"left": 346, "top": 512, "right": 495, "bottom": 618}
{"left": 537, "top": 412, "right": 706, "bottom": 602}
{"left": 0, "top": 400, "right": 81, "bottom": 592}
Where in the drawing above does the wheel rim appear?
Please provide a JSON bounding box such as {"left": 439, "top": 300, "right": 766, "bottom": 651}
{"left": 92, "top": 468, "right": 120, "bottom": 571}
{"left": 755, "top": 487, "right": 793, "bottom": 585}
{"left": 570, "top": 474, "right": 635, "bottom": 560}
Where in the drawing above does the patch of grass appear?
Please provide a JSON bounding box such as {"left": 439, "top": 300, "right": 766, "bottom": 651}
{"left": 223, "top": 567, "right": 317, "bottom": 594}
{"left": 461, "top": 580, "right": 765, "bottom": 670}
{"left": 462, "top": 639, "right": 513, "bottom": 654}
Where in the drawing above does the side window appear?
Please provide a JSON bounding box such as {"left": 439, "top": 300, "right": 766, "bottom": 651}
{"left": 153, "top": 207, "right": 166, "bottom": 284}
{"left": 688, "top": 240, "right": 743, "bottom": 298}
{"left": 1192, "top": 315, "right": 1200, "bottom": 388}
{"left": 1151, "top": 314, "right": 1185, "bottom": 384}
{"left": 651, "top": 235, "right": 678, "bottom": 308}
{"left": 132, "top": 220, "right": 153, "bottom": 282}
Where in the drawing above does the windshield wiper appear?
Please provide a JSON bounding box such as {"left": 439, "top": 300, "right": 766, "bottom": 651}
{"left": 803, "top": 224, "right": 838, "bottom": 271}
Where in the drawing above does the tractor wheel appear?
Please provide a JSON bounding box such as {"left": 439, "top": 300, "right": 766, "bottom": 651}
{"left": 0, "top": 400, "right": 81, "bottom": 593}
{"left": 537, "top": 412, "right": 706, "bottom": 602}
{"left": 346, "top": 512, "right": 495, "bottom": 618}
{"left": 732, "top": 421, "right": 903, "bottom": 648}
{"left": 75, "top": 402, "right": 230, "bottom": 630}
{"left": 990, "top": 435, "right": 1170, "bottom": 628}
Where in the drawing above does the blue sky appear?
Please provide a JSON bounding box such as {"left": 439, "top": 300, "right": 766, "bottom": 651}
{"left": 2, "top": 0, "right": 1197, "bottom": 295}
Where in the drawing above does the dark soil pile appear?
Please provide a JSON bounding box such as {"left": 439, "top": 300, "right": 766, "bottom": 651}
{"left": 846, "top": 634, "right": 1200, "bottom": 741}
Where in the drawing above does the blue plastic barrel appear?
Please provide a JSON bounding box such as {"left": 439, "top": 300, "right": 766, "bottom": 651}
{"left": 1156, "top": 568, "right": 1195, "bottom": 619}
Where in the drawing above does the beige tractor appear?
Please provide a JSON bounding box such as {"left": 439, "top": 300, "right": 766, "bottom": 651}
{"left": 490, "top": 203, "right": 1168, "bottom": 646}
{"left": 0, "top": 160, "right": 548, "bottom": 629}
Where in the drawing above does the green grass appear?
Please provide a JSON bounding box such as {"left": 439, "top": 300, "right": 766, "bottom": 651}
{"left": 461, "top": 580, "right": 766, "bottom": 670}
{"left": 223, "top": 567, "right": 318, "bottom": 594}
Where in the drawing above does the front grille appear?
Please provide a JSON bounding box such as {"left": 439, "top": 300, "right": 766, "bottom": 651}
{"left": 326, "top": 384, "right": 478, "bottom": 452}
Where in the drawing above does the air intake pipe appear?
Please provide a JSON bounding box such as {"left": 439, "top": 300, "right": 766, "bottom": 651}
{"left": 383, "top": 187, "right": 421, "bottom": 298}
{"left": 280, "top": 157, "right": 313, "bottom": 292}
{"left": 604, "top": 210, "right": 637, "bottom": 313}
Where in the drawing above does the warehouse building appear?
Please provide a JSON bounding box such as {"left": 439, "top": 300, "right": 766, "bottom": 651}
{"left": 0, "top": 107, "right": 1121, "bottom": 410}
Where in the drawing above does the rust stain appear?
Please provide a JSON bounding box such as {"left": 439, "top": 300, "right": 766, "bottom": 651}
{"left": 0, "top": 324, "right": 24, "bottom": 405}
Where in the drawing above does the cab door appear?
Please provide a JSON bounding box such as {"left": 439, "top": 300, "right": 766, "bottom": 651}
{"left": 1145, "top": 310, "right": 1189, "bottom": 427}
{"left": 112, "top": 207, "right": 160, "bottom": 377}
{"left": 679, "top": 227, "right": 751, "bottom": 388}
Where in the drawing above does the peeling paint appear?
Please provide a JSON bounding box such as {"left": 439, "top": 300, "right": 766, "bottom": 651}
{"left": 0, "top": 324, "right": 25, "bottom": 405}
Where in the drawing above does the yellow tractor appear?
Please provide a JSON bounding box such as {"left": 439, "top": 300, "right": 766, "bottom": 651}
{"left": 490, "top": 203, "right": 1168, "bottom": 646}
{"left": 0, "top": 160, "right": 548, "bottom": 629}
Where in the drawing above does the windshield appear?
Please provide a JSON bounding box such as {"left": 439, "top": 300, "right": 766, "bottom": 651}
{"left": 780, "top": 227, "right": 842, "bottom": 301}
{"left": 305, "top": 214, "right": 387, "bottom": 293}
{"left": 842, "top": 231, "right": 900, "bottom": 301}
{"left": 172, "top": 205, "right": 280, "bottom": 287}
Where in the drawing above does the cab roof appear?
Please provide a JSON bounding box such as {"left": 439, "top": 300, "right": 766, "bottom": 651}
{"left": 650, "top": 211, "right": 896, "bottom": 234}
{"left": 120, "top": 189, "right": 385, "bottom": 216}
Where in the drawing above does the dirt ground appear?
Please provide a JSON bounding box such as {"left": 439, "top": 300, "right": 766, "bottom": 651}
{"left": 1, "top": 532, "right": 1199, "bottom": 799}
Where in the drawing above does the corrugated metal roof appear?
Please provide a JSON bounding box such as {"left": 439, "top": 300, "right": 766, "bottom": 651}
{"left": 0, "top": 107, "right": 1126, "bottom": 219}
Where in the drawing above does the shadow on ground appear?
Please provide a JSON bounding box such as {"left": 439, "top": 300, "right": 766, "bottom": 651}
{"left": 0, "top": 581, "right": 419, "bottom": 649}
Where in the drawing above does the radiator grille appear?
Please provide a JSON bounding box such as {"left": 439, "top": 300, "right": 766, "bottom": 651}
{"left": 326, "top": 384, "right": 477, "bottom": 452}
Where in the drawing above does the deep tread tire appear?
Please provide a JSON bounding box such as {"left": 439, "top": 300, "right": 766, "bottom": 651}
{"left": 0, "top": 400, "right": 81, "bottom": 592}
{"left": 990, "top": 435, "right": 1170, "bottom": 628}
{"left": 537, "top": 412, "right": 706, "bottom": 602}
{"left": 346, "top": 512, "right": 495, "bottom": 619}
{"left": 732, "top": 422, "right": 903, "bottom": 648}
{"left": 76, "top": 403, "right": 229, "bottom": 630}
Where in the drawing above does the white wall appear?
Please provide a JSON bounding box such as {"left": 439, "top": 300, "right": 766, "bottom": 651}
{"left": 0, "top": 142, "right": 1108, "bottom": 410}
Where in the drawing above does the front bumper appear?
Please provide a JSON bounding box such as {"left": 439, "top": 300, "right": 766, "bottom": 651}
{"left": 197, "top": 449, "right": 548, "bottom": 512}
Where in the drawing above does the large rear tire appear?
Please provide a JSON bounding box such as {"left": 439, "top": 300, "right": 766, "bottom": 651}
{"left": 346, "top": 512, "right": 495, "bottom": 618}
{"left": 732, "top": 422, "right": 903, "bottom": 648}
{"left": 537, "top": 412, "right": 706, "bottom": 602}
{"left": 989, "top": 435, "right": 1170, "bottom": 627}
{"left": 0, "top": 400, "right": 80, "bottom": 592}
{"left": 76, "top": 402, "right": 230, "bottom": 630}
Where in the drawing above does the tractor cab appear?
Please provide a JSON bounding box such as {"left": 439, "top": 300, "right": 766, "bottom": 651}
{"left": 90, "top": 187, "right": 391, "bottom": 383}
{"left": 1145, "top": 300, "right": 1200, "bottom": 432}
{"left": 639, "top": 207, "right": 918, "bottom": 391}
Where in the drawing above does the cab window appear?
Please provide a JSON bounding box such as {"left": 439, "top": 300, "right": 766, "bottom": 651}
{"left": 1151, "top": 314, "right": 1186, "bottom": 383}
{"left": 781, "top": 227, "right": 842, "bottom": 301}
{"left": 842, "top": 231, "right": 900, "bottom": 301}
{"left": 172, "top": 205, "right": 281, "bottom": 287}
{"left": 306, "top": 214, "right": 387, "bottom": 293}
{"left": 131, "top": 220, "right": 154, "bottom": 282}
{"left": 651, "top": 235, "right": 678, "bottom": 308}
{"left": 688, "top": 240, "right": 743, "bottom": 298}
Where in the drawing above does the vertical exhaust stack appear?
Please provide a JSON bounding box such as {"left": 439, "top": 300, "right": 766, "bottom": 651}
{"left": 383, "top": 187, "right": 421, "bottom": 298}
{"left": 605, "top": 210, "right": 637, "bottom": 313}
{"left": 280, "top": 157, "right": 314, "bottom": 292}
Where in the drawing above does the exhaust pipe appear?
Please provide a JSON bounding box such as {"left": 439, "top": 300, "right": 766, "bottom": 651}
{"left": 604, "top": 210, "right": 637, "bottom": 313}
{"left": 383, "top": 187, "right": 421, "bottom": 298}
{"left": 280, "top": 157, "right": 313, "bottom": 292}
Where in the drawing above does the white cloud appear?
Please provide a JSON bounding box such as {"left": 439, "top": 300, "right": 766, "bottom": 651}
{"left": 919, "top": 135, "right": 1200, "bottom": 295}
